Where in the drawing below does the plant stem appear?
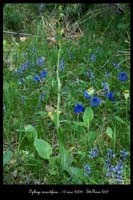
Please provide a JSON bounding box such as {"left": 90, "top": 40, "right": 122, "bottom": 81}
{"left": 56, "top": 41, "right": 61, "bottom": 131}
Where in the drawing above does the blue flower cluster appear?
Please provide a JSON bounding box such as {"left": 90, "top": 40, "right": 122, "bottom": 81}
{"left": 60, "top": 59, "right": 65, "bottom": 70}
{"left": 88, "top": 148, "right": 98, "bottom": 159}
{"left": 33, "top": 70, "right": 47, "bottom": 82}
{"left": 17, "top": 61, "right": 30, "bottom": 73}
{"left": 83, "top": 88, "right": 101, "bottom": 107}
{"left": 105, "top": 148, "right": 129, "bottom": 184}
{"left": 84, "top": 164, "right": 92, "bottom": 176}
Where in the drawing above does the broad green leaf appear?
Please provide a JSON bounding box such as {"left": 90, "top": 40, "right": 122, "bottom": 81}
{"left": 106, "top": 127, "right": 113, "bottom": 139}
{"left": 73, "top": 121, "right": 86, "bottom": 127}
{"left": 24, "top": 124, "right": 38, "bottom": 141}
{"left": 3, "top": 151, "right": 13, "bottom": 167}
{"left": 88, "top": 131, "right": 96, "bottom": 143}
{"left": 66, "top": 167, "right": 86, "bottom": 183}
{"left": 83, "top": 107, "right": 94, "bottom": 126}
{"left": 34, "top": 138, "right": 52, "bottom": 160}
{"left": 60, "top": 148, "right": 73, "bottom": 170}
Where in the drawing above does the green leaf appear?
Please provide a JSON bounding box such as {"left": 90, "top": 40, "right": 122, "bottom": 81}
{"left": 24, "top": 124, "right": 38, "bottom": 141}
{"left": 88, "top": 131, "right": 96, "bottom": 143}
{"left": 60, "top": 148, "right": 73, "bottom": 170}
{"left": 35, "top": 111, "right": 48, "bottom": 117}
{"left": 83, "top": 107, "right": 94, "bottom": 126}
{"left": 73, "top": 121, "right": 86, "bottom": 127}
{"left": 3, "top": 151, "right": 13, "bottom": 167}
{"left": 26, "top": 75, "right": 33, "bottom": 80}
{"left": 106, "top": 127, "right": 113, "bottom": 139}
{"left": 66, "top": 167, "right": 86, "bottom": 183}
{"left": 34, "top": 138, "right": 52, "bottom": 160}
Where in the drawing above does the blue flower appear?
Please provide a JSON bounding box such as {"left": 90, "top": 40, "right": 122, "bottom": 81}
{"left": 112, "top": 63, "right": 121, "bottom": 69}
{"left": 74, "top": 103, "right": 85, "bottom": 113}
{"left": 90, "top": 54, "right": 96, "bottom": 62}
{"left": 120, "top": 149, "right": 129, "bottom": 160}
{"left": 106, "top": 91, "right": 115, "bottom": 101}
{"left": 115, "top": 163, "right": 123, "bottom": 174}
{"left": 84, "top": 164, "right": 92, "bottom": 176}
{"left": 40, "top": 93, "right": 45, "bottom": 101}
{"left": 37, "top": 57, "right": 45, "bottom": 66}
{"left": 60, "top": 59, "right": 64, "bottom": 70}
{"left": 18, "top": 61, "right": 30, "bottom": 73}
{"left": 33, "top": 75, "right": 41, "bottom": 82}
{"left": 88, "top": 148, "right": 98, "bottom": 159}
{"left": 102, "top": 81, "right": 109, "bottom": 92}
{"left": 118, "top": 72, "right": 128, "bottom": 81}
{"left": 105, "top": 159, "right": 110, "bottom": 166}
{"left": 40, "top": 70, "right": 47, "bottom": 78}
{"left": 87, "top": 70, "right": 93, "bottom": 78}
{"left": 107, "top": 148, "right": 115, "bottom": 158}
{"left": 90, "top": 97, "right": 101, "bottom": 107}
{"left": 84, "top": 91, "right": 91, "bottom": 99}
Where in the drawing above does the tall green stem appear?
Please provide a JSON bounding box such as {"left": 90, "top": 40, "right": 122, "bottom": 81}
{"left": 55, "top": 6, "right": 66, "bottom": 173}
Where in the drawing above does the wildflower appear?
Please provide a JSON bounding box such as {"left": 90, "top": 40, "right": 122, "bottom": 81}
{"left": 112, "top": 62, "right": 121, "bottom": 69}
{"left": 33, "top": 75, "right": 41, "bottom": 82}
{"left": 84, "top": 164, "right": 92, "bottom": 176}
{"left": 90, "top": 96, "right": 101, "bottom": 107}
{"left": 108, "top": 165, "right": 116, "bottom": 172}
{"left": 118, "top": 72, "right": 128, "bottom": 81}
{"left": 74, "top": 103, "right": 85, "bottom": 113}
{"left": 115, "top": 163, "right": 123, "bottom": 174}
{"left": 37, "top": 57, "right": 45, "bottom": 66}
{"left": 87, "top": 87, "right": 95, "bottom": 95}
{"left": 60, "top": 59, "right": 64, "bottom": 70}
{"left": 102, "top": 81, "right": 109, "bottom": 92}
{"left": 18, "top": 61, "right": 30, "bottom": 73}
{"left": 84, "top": 91, "right": 91, "bottom": 99}
{"left": 120, "top": 149, "right": 129, "bottom": 160}
{"left": 20, "top": 37, "right": 27, "bottom": 42}
{"left": 40, "top": 70, "right": 47, "bottom": 78}
{"left": 23, "top": 52, "right": 28, "bottom": 58}
{"left": 90, "top": 54, "right": 96, "bottom": 62}
{"left": 106, "top": 91, "right": 115, "bottom": 101}
{"left": 107, "top": 148, "right": 115, "bottom": 158}
{"left": 87, "top": 70, "right": 93, "bottom": 78}
{"left": 88, "top": 148, "right": 98, "bottom": 159}
{"left": 105, "top": 159, "right": 110, "bottom": 166}
{"left": 48, "top": 112, "right": 54, "bottom": 121}
{"left": 122, "top": 90, "right": 129, "bottom": 100}
{"left": 40, "top": 93, "right": 45, "bottom": 101}
{"left": 55, "top": 110, "right": 62, "bottom": 115}
{"left": 105, "top": 149, "right": 128, "bottom": 184}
